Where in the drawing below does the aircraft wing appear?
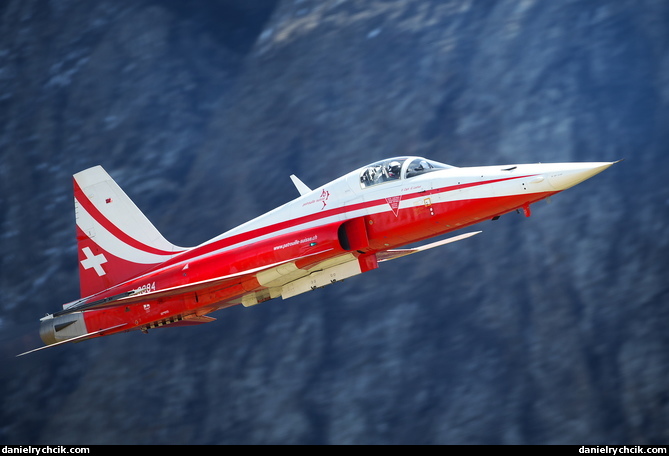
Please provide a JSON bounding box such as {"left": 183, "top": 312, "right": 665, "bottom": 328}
{"left": 55, "top": 249, "right": 334, "bottom": 317}
{"left": 17, "top": 323, "right": 128, "bottom": 356}
{"left": 54, "top": 231, "right": 481, "bottom": 317}
{"left": 376, "top": 231, "right": 481, "bottom": 262}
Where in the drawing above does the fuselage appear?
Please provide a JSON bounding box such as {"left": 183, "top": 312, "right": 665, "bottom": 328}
{"left": 35, "top": 156, "right": 614, "bottom": 350}
{"left": 191, "top": 156, "right": 607, "bottom": 258}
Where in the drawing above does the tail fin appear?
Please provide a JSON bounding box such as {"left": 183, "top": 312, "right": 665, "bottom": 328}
{"left": 74, "top": 166, "right": 186, "bottom": 297}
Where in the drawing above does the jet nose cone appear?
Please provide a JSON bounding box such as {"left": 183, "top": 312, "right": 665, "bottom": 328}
{"left": 547, "top": 162, "right": 617, "bottom": 191}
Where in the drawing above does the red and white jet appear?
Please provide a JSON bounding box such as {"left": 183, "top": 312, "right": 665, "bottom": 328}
{"left": 19, "top": 156, "right": 616, "bottom": 355}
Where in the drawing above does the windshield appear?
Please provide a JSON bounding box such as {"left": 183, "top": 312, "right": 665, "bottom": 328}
{"left": 360, "top": 157, "right": 454, "bottom": 188}
{"left": 405, "top": 158, "right": 453, "bottom": 178}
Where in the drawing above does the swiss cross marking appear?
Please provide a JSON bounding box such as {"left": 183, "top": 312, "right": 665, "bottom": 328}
{"left": 81, "top": 247, "right": 108, "bottom": 276}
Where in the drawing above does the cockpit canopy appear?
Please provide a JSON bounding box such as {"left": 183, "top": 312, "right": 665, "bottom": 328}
{"left": 359, "top": 157, "right": 454, "bottom": 188}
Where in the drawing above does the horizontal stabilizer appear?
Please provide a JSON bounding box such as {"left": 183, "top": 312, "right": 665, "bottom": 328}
{"left": 17, "top": 323, "right": 127, "bottom": 357}
{"left": 377, "top": 231, "right": 482, "bottom": 262}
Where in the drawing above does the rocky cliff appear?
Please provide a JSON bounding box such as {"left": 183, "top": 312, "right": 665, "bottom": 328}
{"left": 2, "top": 0, "right": 668, "bottom": 444}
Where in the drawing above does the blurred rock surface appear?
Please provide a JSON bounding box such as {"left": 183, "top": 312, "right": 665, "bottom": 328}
{"left": 1, "top": 0, "right": 668, "bottom": 444}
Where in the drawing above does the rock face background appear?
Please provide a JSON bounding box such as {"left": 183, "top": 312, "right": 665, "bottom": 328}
{"left": 2, "top": 0, "right": 668, "bottom": 445}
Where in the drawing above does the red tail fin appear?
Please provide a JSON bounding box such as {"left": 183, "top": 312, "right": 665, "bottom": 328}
{"left": 74, "top": 166, "right": 186, "bottom": 297}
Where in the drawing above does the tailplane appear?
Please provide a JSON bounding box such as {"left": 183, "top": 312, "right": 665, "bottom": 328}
{"left": 74, "top": 166, "right": 186, "bottom": 297}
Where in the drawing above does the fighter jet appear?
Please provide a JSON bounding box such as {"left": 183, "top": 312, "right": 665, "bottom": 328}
{"left": 18, "top": 156, "right": 616, "bottom": 355}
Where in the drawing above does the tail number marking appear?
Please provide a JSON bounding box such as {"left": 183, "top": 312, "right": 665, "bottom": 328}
{"left": 134, "top": 282, "right": 156, "bottom": 295}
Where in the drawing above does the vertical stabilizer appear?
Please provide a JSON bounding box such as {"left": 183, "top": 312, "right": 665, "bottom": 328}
{"left": 74, "top": 166, "right": 186, "bottom": 297}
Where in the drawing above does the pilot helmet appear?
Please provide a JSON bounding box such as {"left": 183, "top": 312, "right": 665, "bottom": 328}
{"left": 388, "top": 161, "right": 402, "bottom": 176}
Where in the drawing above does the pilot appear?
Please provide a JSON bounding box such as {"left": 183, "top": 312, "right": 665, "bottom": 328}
{"left": 387, "top": 161, "right": 402, "bottom": 179}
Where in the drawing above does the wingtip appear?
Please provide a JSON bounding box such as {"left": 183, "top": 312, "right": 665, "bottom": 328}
{"left": 17, "top": 345, "right": 48, "bottom": 357}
